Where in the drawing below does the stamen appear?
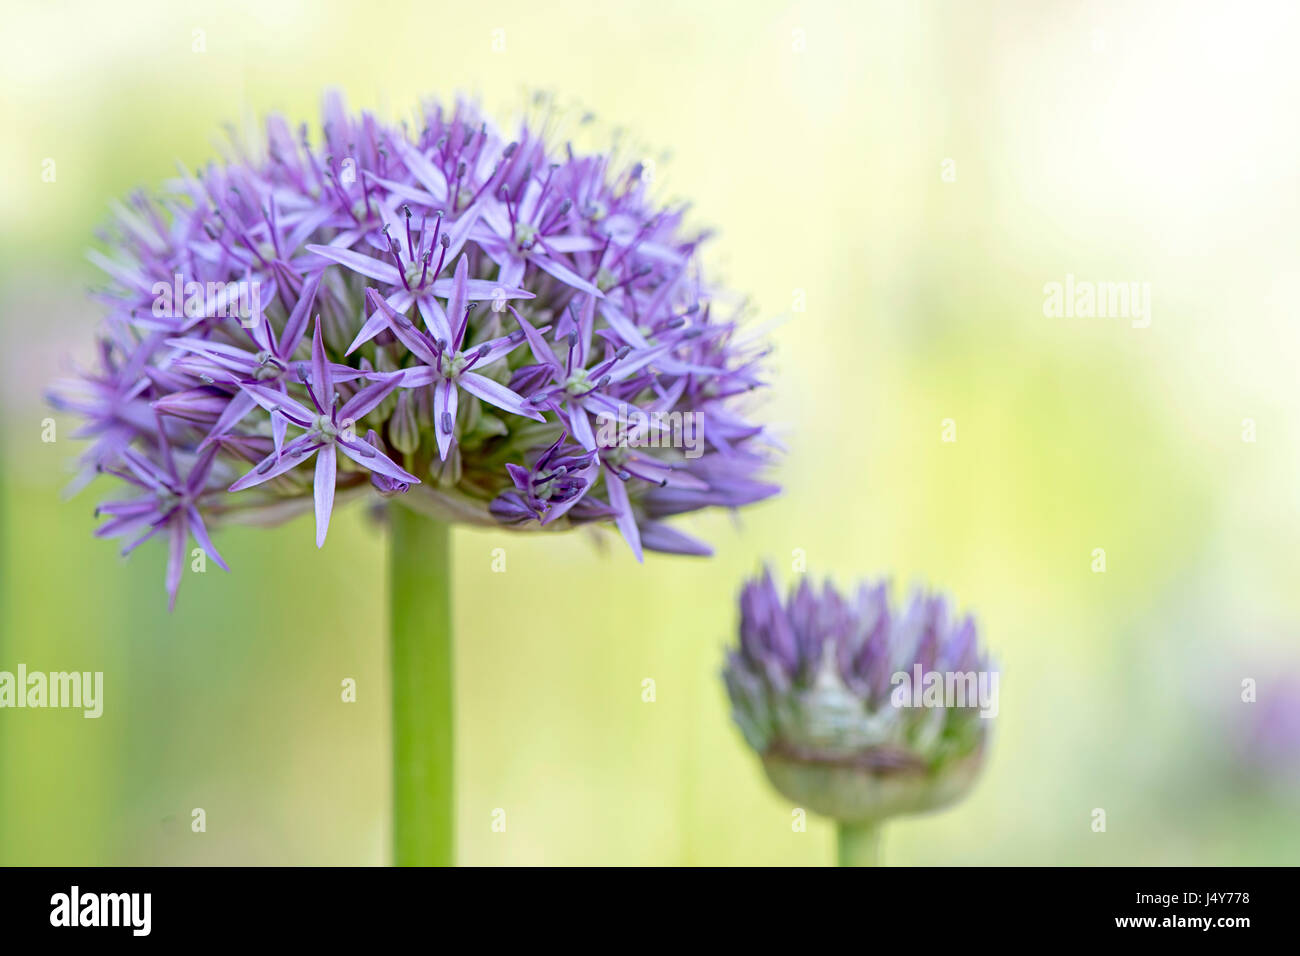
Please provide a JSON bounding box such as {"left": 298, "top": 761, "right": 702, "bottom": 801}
{"left": 402, "top": 204, "right": 415, "bottom": 260}
{"left": 534, "top": 163, "right": 559, "bottom": 217}
{"left": 432, "top": 231, "right": 450, "bottom": 280}
{"left": 539, "top": 197, "right": 572, "bottom": 234}
{"left": 361, "top": 170, "right": 375, "bottom": 218}
{"left": 383, "top": 226, "right": 411, "bottom": 290}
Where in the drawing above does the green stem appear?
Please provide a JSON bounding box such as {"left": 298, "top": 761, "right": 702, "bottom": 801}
{"left": 837, "top": 821, "right": 882, "bottom": 867}
{"left": 388, "top": 502, "right": 454, "bottom": 866}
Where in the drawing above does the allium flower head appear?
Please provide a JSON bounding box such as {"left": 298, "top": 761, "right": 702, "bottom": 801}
{"left": 724, "top": 569, "right": 993, "bottom": 823}
{"left": 50, "top": 91, "right": 778, "bottom": 607}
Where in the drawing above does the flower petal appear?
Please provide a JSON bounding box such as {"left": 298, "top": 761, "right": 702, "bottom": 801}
{"left": 229, "top": 436, "right": 320, "bottom": 491}
{"left": 186, "top": 505, "right": 230, "bottom": 571}
{"left": 604, "top": 466, "right": 643, "bottom": 562}
{"left": 447, "top": 255, "right": 470, "bottom": 349}
{"left": 310, "top": 317, "right": 334, "bottom": 413}
{"left": 459, "top": 372, "right": 545, "bottom": 422}
{"left": 306, "top": 243, "right": 402, "bottom": 284}
{"left": 346, "top": 290, "right": 414, "bottom": 354}
{"left": 391, "top": 138, "right": 449, "bottom": 202}
{"left": 531, "top": 254, "right": 604, "bottom": 298}
{"left": 236, "top": 382, "right": 315, "bottom": 428}
{"left": 201, "top": 389, "right": 258, "bottom": 447}
{"left": 396, "top": 367, "right": 438, "bottom": 388}
{"left": 428, "top": 278, "right": 534, "bottom": 302}
{"left": 569, "top": 403, "right": 597, "bottom": 450}
{"left": 639, "top": 520, "right": 713, "bottom": 557}
{"left": 338, "top": 437, "right": 420, "bottom": 485}
{"left": 339, "top": 373, "right": 404, "bottom": 422}
{"left": 166, "top": 517, "right": 187, "bottom": 612}
{"left": 416, "top": 294, "right": 452, "bottom": 345}
{"left": 364, "top": 288, "right": 439, "bottom": 365}
{"left": 433, "top": 378, "right": 459, "bottom": 461}
{"left": 279, "top": 271, "right": 323, "bottom": 357}
{"left": 313, "top": 444, "right": 336, "bottom": 548}
{"left": 506, "top": 306, "right": 561, "bottom": 369}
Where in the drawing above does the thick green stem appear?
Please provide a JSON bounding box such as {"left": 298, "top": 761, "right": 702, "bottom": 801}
{"left": 388, "top": 502, "right": 454, "bottom": 866}
{"left": 837, "top": 821, "right": 882, "bottom": 867}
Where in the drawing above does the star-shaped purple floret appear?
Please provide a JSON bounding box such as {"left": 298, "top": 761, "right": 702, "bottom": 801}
{"left": 228, "top": 317, "right": 417, "bottom": 546}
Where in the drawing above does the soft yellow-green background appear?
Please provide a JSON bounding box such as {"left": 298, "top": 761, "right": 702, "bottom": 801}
{"left": 2, "top": 0, "right": 1298, "bottom": 864}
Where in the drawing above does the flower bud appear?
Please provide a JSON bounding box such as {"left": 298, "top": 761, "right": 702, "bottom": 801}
{"left": 388, "top": 391, "right": 420, "bottom": 455}
{"left": 724, "top": 568, "right": 993, "bottom": 823}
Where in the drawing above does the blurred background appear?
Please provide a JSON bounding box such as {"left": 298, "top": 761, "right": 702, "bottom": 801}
{"left": 2, "top": 0, "right": 1298, "bottom": 865}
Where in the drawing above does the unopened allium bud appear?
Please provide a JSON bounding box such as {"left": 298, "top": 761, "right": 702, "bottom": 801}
{"left": 389, "top": 391, "right": 420, "bottom": 455}
{"left": 724, "top": 569, "right": 994, "bottom": 825}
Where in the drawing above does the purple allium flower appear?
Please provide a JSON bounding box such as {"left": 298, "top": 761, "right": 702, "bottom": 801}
{"left": 724, "top": 569, "right": 993, "bottom": 823}
{"left": 49, "top": 91, "right": 778, "bottom": 606}
{"left": 488, "top": 431, "right": 600, "bottom": 527}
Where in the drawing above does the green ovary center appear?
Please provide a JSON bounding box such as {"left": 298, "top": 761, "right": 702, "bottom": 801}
{"left": 312, "top": 415, "right": 339, "bottom": 441}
